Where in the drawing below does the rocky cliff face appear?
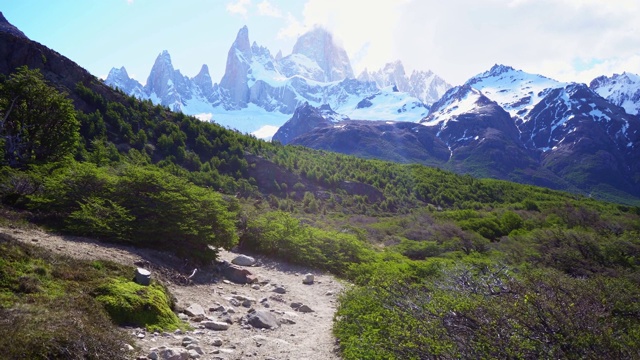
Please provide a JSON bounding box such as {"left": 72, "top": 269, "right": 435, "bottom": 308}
{"left": 219, "top": 26, "right": 252, "bottom": 108}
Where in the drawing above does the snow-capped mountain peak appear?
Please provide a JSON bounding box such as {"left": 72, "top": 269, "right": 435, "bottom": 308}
{"left": 105, "top": 25, "right": 451, "bottom": 137}
{"left": 105, "top": 66, "right": 145, "bottom": 98}
{"left": 357, "top": 60, "right": 452, "bottom": 106}
{"left": 466, "top": 64, "right": 565, "bottom": 120}
{"left": 590, "top": 72, "right": 640, "bottom": 116}
{"left": 291, "top": 26, "right": 354, "bottom": 82}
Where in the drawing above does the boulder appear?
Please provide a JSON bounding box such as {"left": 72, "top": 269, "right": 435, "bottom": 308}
{"left": 231, "top": 254, "right": 256, "bottom": 266}
{"left": 297, "top": 304, "right": 314, "bottom": 313}
{"left": 302, "top": 273, "right": 314, "bottom": 284}
{"left": 135, "top": 267, "right": 151, "bottom": 286}
{"left": 184, "top": 303, "right": 205, "bottom": 318}
{"left": 222, "top": 264, "right": 258, "bottom": 284}
{"left": 247, "top": 310, "right": 279, "bottom": 329}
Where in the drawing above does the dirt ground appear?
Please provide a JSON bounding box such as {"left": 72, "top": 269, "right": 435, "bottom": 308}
{"left": 3, "top": 226, "right": 346, "bottom": 360}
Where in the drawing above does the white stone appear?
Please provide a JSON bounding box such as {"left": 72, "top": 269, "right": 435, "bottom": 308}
{"left": 302, "top": 273, "right": 314, "bottom": 284}
{"left": 184, "top": 303, "right": 205, "bottom": 317}
{"left": 202, "top": 321, "right": 230, "bottom": 331}
{"left": 135, "top": 267, "right": 151, "bottom": 285}
{"left": 231, "top": 254, "right": 256, "bottom": 266}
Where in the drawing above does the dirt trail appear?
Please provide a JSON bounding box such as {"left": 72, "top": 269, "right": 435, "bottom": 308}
{"left": 3, "top": 226, "right": 345, "bottom": 360}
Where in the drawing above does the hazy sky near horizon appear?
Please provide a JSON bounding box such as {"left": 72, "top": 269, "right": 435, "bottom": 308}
{"left": 3, "top": 0, "right": 640, "bottom": 86}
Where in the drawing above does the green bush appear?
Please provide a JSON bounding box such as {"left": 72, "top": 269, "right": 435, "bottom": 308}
{"left": 27, "top": 162, "right": 238, "bottom": 262}
{"left": 335, "top": 263, "right": 640, "bottom": 359}
{"left": 240, "top": 211, "right": 375, "bottom": 274}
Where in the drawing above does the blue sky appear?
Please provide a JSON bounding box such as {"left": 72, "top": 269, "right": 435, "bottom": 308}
{"left": 3, "top": 0, "right": 640, "bottom": 86}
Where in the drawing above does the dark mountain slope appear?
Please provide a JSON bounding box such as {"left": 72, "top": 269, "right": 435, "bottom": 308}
{"left": 0, "top": 30, "right": 128, "bottom": 115}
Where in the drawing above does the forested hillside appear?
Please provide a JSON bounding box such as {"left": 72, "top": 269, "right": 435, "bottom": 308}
{"left": 1, "top": 44, "right": 640, "bottom": 358}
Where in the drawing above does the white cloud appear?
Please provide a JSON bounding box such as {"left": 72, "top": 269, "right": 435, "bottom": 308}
{"left": 194, "top": 113, "right": 213, "bottom": 122}
{"left": 257, "top": 0, "right": 283, "bottom": 18}
{"left": 226, "top": 0, "right": 252, "bottom": 17}
{"left": 251, "top": 125, "right": 279, "bottom": 140}
{"left": 284, "top": 0, "right": 640, "bottom": 85}
{"left": 277, "top": 13, "right": 306, "bottom": 39}
{"left": 279, "top": 0, "right": 410, "bottom": 76}
{"left": 393, "top": 0, "right": 640, "bottom": 84}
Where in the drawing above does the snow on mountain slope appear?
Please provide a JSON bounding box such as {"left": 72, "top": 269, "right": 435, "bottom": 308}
{"left": 420, "top": 85, "right": 485, "bottom": 129}
{"left": 522, "top": 83, "right": 638, "bottom": 151}
{"left": 341, "top": 86, "right": 428, "bottom": 121}
{"left": 418, "top": 84, "right": 522, "bottom": 154}
{"left": 409, "top": 69, "right": 452, "bottom": 106}
{"left": 590, "top": 72, "right": 640, "bottom": 116}
{"left": 466, "top": 64, "right": 565, "bottom": 121}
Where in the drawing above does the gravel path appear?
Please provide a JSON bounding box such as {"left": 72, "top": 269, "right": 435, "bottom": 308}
{"left": 3, "top": 226, "right": 345, "bottom": 360}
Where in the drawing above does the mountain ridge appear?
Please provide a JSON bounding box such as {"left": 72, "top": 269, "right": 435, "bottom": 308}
{"left": 278, "top": 64, "right": 640, "bottom": 204}
{"left": 105, "top": 25, "right": 449, "bottom": 136}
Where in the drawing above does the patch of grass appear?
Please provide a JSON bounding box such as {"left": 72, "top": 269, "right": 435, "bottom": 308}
{"left": 0, "top": 231, "right": 182, "bottom": 358}
{"left": 94, "top": 278, "right": 184, "bottom": 332}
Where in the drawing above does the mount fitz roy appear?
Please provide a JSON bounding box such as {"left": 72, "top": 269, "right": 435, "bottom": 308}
{"left": 105, "top": 26, "right": 452, "bottom": 135}
{"left": 276, "top": 64, "right": 640, "bottom": 204}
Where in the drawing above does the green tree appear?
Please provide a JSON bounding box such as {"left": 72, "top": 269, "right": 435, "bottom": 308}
{"left": 0, "top": 66, "right": 79, "bottom": 167}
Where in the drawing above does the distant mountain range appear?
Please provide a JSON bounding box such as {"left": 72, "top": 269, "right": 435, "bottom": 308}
{"left": 275, "top": 65, "right": 640, "bottom": 204}
{"left": 3, "top": 8, "right": 638, "bottom": 205}
{"left": 105, "top": 26, "right": 452, "bottom": 136}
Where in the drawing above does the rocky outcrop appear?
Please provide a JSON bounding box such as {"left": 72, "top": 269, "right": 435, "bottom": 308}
{"left": 218, "top": 26, "right": 252, "bottom": 107}
{"left": 220, "top": 263, "right": 258, "bottom": 284}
